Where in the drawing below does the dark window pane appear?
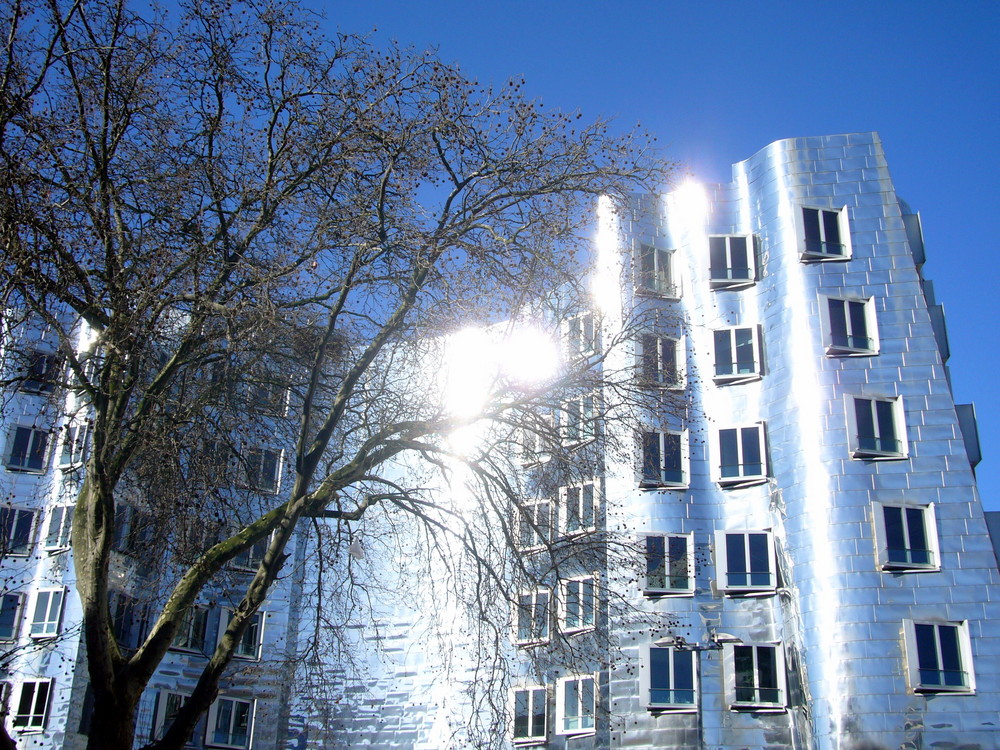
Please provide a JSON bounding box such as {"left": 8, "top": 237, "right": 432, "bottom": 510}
{"left": 646, "top": 536, "right": 665, "bottom": 588}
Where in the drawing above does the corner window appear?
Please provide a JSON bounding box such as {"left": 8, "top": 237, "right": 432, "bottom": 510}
{"left": 716, "top": 424, "right": 767, "bottom": 486}
{"left": 1, "top": 508, "right": 36, "bottom": 556}
{"left": 243, "top": 447, "right": 281, "bottom": 493}
{"left": 516, "top": 589, "right": 550, "bottom": 645}
{"left": 799, "top": 205, "right": 851, "bottom": 261}
{"left": 646, "top": 646, "right": 696, "bottom": 710}
{"left": 561, "top": 482, "right": 596, "bottom": 536}
{"left": 5, "top": 426, "right": 49, "bottom": 473}
{"left": 172, "top": 605, "right": 209, "bottom": 653}
{"left": 562, "top": 393, "right": 596, "bottom": 445}
{"left": 154, "top": 691, "right": 189, "bottom": 741}
{"left": 716, "top": 531, "right": 776, "bottom": 594}
{"left": 555, "top": 675, "right": 596, "bottom": 735}
{"left": 0, "top": 593, "right": 24, "bottom": 639}
{"left": 644, "top": 534, "right": 694, "bottom": 595}
{"left": 712, "top": 327, "right": 762, "bottom": 384}
{"left": 221, "top": 610, "right": 264, "bottom": 660}
{"left": 849, "top": 396, "right": 907, "bottom": 459}
{"left": 874, "top": 502, "right": 939, "bottom": 571}
{"left": 726, "top": 644, "right": 786, "bottom": 710}
{"left": 636, "top": 245, "right": 678, "bottom": 298}
{"left": 206, "top": 696, "right": 254, "bottom": 749}
{"left": 904, "top": 620, "right": 974, "bottom": 694}
{"left": 821, "top": 296, "right": 878, "bottom": 355}
{"left": 640, "top": 431, "right": 688, "bottom": 489}
{"left": 566, "top": 313, "right": 600, "bottom": 358}
{"left": 517, "top": 498, "right": 552, "bottom": 551}
{"left": 43, "top": 505, "right": 73, "bottom": 551}
{"left": 513, "top": 686, "right": 547, "bottom": 745}
{"left": 561, "top": 576, "right": 596, "bottom": 633}
{"left": 709, "top": 235, "right": 755, "bottom": 289}
{"left": 12, "top": 679, "right": 52, "bottom": 730}
{"left": 637, "top": 334, "right": 683, "bottom": 388}
{"left": 20, "top": 351, "right": 60, "bottom": 394}
{"left": 29, "top": 588, "right": 64, "bottom": 637}
{"left": 58, "top": 423, "right": 91, "bottom": 467}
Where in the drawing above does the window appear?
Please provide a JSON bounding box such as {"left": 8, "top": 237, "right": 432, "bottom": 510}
{"left": 709, "top": 235, "right": 755, "bottom": 288}
{"left": 43, "top": 505, "right": 73, "bottom": 550}
{"left": 716, "top": 424, "right": 767, "bottom": 486}
{"left": 12, "top": 679, "right": 52, "bottom": 730}
{"left": 799, "top": 206, "right": 851, "bottom": 260}
{"left": 206, "top": 696, "right": 254, "bottom": 749}
{"left": 111, "top": 592, "right": 147, "bottom": 651}
{"left": 171, "top": 605, "right": 209, "bottom": 653}
{"left": 246, "top": 371, "right": 287, "bottom": 416}
{"left": 561, "top": 482, "right": 596, "bottom": 535}
{"left": 716, "top": 531, "right": 776, "bottom": 594}
{"left": 904, "top": 620, "right": 974, "bottom": 694}
{"left": 874, "top": 502, "right": 939, "bottom": 571}
{"left": 513, "top": 686, "right": 547, "bottom": 745}
{"left": 231, "top": 536, "right": 270, "bottom": 572}
{"left": 516, "top": 589, "right": 550, "bottom": 645}
{"left": 243, "top": 447, "right": 281, "bottom": 493}
{"left": 713, "top": 327, "right": 761, "bottom": 384}
{"left": 0, "top": 593, "right": 24, "bottom": 639}
{"left": 821, "top": 296, "right": 878, "bottom": 355}
{"left": 637, "top": 334, "right": 683, "bottom": 388}
{"left": 519, "top": 412, "right": 554, "bottom": 466}
{"left": 556, "top": 675, "right": 596, "bottom": 735}
{"left": 849, "top": 396, "right": 907, "bottom": 459}
{"left": 562, "top": 393, "right": 596, "bottom": 445}
{"left": 29, "top": 588, "right": 64, "bottom": 637}
{"left": 561, "top": 576, "right": 596, "bottom": 633}
{"left": 517, "top": 499, "right": 552, "bottom": 551}
{"left": 566, "top": 313, "right": 599, "bottom": 357}
{"left": 20, "top": 351, "right": 60, "bottom": 394}
{"left": 644, "top": 534, "right": 694, "bottom": 595}
{"left": 153, "top": 691, "right": 188, "bottom": 740}
{"left": 220, "top": 610, "right": 264, "bottom": 660}
{"left": 0, "top": 508, "right": 36, "bottom": 556}
{"left": 58, "top": 424, "right": 91, "bottom": 467}
{"left": 636, "top": 245, "right": 677, "bottom": 297}
{"left": 5, "top": 426, "right": 49, "bottom": 473}
{"left": 647, "top": 646, "right": 696, "bottom": 710}
{"left": 726, "top": 644, "right": 786, "bottom": 710}
{"left": 640, "top": 431, "right": 687, "bottom": 488}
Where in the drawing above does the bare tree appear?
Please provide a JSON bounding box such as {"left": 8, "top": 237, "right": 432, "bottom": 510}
{"left": 0, "top": 0, "right": 671, "bottom": 748}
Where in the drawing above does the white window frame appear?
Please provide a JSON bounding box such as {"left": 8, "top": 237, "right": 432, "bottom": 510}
{"left": 205, "top": 696, "right": 255, "bottom": 750}
{"left": 516, "top": 498, "right": 552, "bottom": 552}
{"left": 153, "top": 691, "right": 189, "bottom": 741}
{"left": 560, "top": 575, "right": 597, "bottom": 634}
{"left": 873, "top": 501, "right": 940, "bottom": 572}
{"left": 245, "top": 371, "right": 288, "bottom": 416}
{"left": 797, "top": 204, "right": 852, "bottom": 261}
{"left": 715, "top": 530, "right": 777, "bottom": 595}
{"left": 560, "top": 481, "right": 597, "bottom": 536}
{"left": 555, "top": 674, "right": 596, "bottom": 736}
{"left": 636, "top": 333, "right": 684, "bottom": 389}
{"left": 515, "top": 588, "right": 550, "bottom": 646}
{"left": 1, "top": 507, "right": 36, "bottom": 557}
{"left": 561, "top": 392, "right": 597, "bottom": 446}
{"left": 512, "top": 685, "right": 548, "bottom": 745}
{"left": 635, "top": 244, "right": 679, "bottom": 298}
{"left": 642, "top": 645, "right": 697, "bottom": 712}
{"left": 819, "top": 295, "right": 879, "bottom": 356}
{"left": 565, "top": 312, "right": 600, "bottom": 358}
{"left": 5, "top": 426, "right": 49, "bottom": 473}
{"left": 0, "top": 593, "right": 24, "bottom": 640}
{"left": 714, "top": 423, "right": 768, "bottom": 487}
{"left": 11, "top": 679, "right": 52, "bottom": 731}
{"left": 643, "top": 533, "right": 694, "bottom": 596}
{"left": 58, "top": 423, "right": 91, "bottom": 468}
{"left": 242, "top": 447, "right": 281, "bottom": 494}
{"left": 219, "top": 609, "right": 264, "bottom": 661}
{"left": 724, "top": 643, "right": 786, "bottom": 711}
{"left": 903, "top": 620, "right": 975, "bottom": 694}
{"left": 847, "top": 395, "right": 908, "bottom": 459}
{"left": 708, "top": 234, "right": 756, "bottom": 289}
{"left": 519, "top": 412, "right": 554, "bottom": 467}
{"left": 171, "top": 605, "right": 210, "bottom": 654}
{"left": 640, "top": 430, "right": 688, "bottom": 489}
{"left": 29, "top": 588, "right": 65, "bottom": 638}
{"left": 712, "top": 326, "right": 762, "bottom": 384}
{"left": 43, "top": 505, "right": 73, "bottom": 551}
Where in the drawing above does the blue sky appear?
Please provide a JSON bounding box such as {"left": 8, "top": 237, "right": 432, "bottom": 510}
{"left": 326, "top": 1, "right": 1000, "bottom": 508}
